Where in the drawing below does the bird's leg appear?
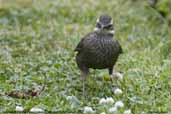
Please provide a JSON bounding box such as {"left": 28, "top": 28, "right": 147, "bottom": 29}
{"left": 109, "top": 67, "right": 114, "bottom": 84}
{"left": 108, "top": 67, "right": 116, "bottom": 92}
{"left": 80, "top": 69, "right": 89, "bottom": 98}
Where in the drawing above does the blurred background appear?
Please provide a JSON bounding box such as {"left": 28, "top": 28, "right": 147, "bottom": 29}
{"left": 0, "top": 0, "right": 171, "bottom": 113}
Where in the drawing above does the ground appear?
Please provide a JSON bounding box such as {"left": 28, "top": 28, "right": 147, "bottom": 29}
{"left": 0, "top": 0, "right": 171, "bottom": 113}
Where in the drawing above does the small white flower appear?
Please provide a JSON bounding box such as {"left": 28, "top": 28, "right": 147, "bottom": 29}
{"left": 124, "top": 109, "right": 132, "bottom": 114}
{"left": 100, "top": 112, "right": 106, "bottom": 114}
{"left": 141, "top": 111, "right": 146, "bottom": 114}
{"left": 99, "top": 98, "right": 107, "bottom": 104}
{"left": 66, "top": 96, "right": 72, "bottom": 100}
{"left": 83, "top": 106, "right": 94, "bottom": 113}
{"left": 115, "top": 101, "right": 124, "bottom": 108}
{"left": 108, "top": 107, "right": 117, "bottom": 113}
{"left": 114, "top": 88, "right": 123, "bottom": 95}
{"left": 106, "top": 97, "right": 114, "bottom": 104}
{"left": 15, "top": 106, "right": 24, "bottom": 112}
{"left": 30, "top": 107, "right": 44, "bottom": 112}
{"left": 114, "top": 72, "right": 124, "bottom": 80}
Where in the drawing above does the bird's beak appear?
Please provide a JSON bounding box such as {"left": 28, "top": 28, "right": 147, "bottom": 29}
{"left": 94, "top": 27, "right": 99, "bottom": 31}
{"left": 101, "top": 24, "right": 105, "bottom": 29}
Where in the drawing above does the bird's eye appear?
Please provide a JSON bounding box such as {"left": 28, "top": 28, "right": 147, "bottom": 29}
{"left": 105, "top": 25, "right": 113, "bottom": 30}
{"left": 96, "top": 23, "right": 101, "bottom": 28}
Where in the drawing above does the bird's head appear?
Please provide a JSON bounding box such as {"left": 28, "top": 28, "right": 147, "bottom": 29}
{"left": 94, "top": 14, "right": 115, "bottom": 35}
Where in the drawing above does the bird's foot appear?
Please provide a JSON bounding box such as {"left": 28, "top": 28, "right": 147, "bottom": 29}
{"left": 81, "top": 78, "right": 87, "bottom": 99}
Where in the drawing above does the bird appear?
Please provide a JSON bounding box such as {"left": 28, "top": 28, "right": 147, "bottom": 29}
{"left": 74, "top": 14, "right": 123, "bottom": 97}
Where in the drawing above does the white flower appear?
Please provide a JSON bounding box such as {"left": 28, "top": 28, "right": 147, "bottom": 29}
{"left": 99, "top": 98, "right": 107, "bottom": 104}
{"left": 99, "top": 97, "right": 114, "bottom": 104}
{"left": 106, "top": 97, "right": 114, "bottom": 104}
{"left": 114, "top": 101, "right": 124, "bottom": 108}
{"left": 30, "top": 107, "right": 44, "bottom": 112}
{"left": 114, "top": 88, "right": 123, "bottom": 95}
{"left": 15, "top": 106, "right": 24, "bottom": 112}
{"left": 108, "top": 107, "right": 117, "bottom": 113}
{"left": 100, "top": 112, "right": 106, "bottom": 114}
{"left": 141, "top": 111, "right": 146, "bottom": 114}
{"left": 114, "top": 72, "right": 124, "bottom": 80}
{"left": 66, "top": 96, "right": 72, "bottom": 100}
{"left": 83, "top": 106, "right": 94, "bottom": 113}
{"left": 124, "top": 109, "right": 132, "bottom": 114}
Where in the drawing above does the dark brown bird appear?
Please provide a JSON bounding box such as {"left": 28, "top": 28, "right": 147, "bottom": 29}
{"left": 75, "top": 14, "right": 123, "bottom": 97}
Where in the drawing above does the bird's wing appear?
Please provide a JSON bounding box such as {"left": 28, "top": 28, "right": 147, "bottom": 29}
{"left": 74, "top": 38, "right": 85, "bottom": 52}
{"left": 74, "top": 33, "right": 96, "bottom": 52}
{"left": 115, "top": 40, "right": 123, "bottom": 54}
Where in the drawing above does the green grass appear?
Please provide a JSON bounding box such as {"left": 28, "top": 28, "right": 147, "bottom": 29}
{"left": 0, "top": 0, "right": 171, "bottom": 113}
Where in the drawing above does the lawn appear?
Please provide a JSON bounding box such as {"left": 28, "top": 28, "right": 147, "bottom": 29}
{"left": 0, "top": 0, "right": 171, "bottom": 113}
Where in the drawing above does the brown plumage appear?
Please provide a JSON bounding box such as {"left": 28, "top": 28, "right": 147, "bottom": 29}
{"left": 75, "top": 15, "right": 123, "bottom": 97}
